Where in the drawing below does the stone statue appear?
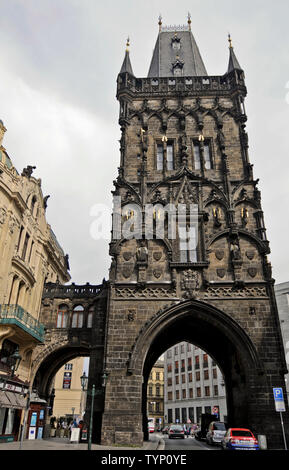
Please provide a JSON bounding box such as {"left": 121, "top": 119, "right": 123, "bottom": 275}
{"left": 136, "top": 241, "right": 148, "bottom": 264}
{"left": 21, "top": 165, "right": 36, "bottom": 178}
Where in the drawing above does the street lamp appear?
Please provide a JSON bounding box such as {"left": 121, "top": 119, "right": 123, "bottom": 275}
{"left": 80, "top": 371, "right": 109, "bottom": 450}
{"left": 80, "top": 372, "right": 95, "bottom": 451}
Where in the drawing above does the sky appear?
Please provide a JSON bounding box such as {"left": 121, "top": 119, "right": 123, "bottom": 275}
{"left": 0, "top": 0, "right": 289, "bottom": 285}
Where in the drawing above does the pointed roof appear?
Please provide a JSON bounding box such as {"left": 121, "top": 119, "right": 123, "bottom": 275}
{"left": 119, "top": 38, "right": 134, "bottom": 76}
{"left": 227, "top": 34, "right": 243, "bottom": 73}
{"left": 148, "top": 24, "right": 207, "bottom": 78}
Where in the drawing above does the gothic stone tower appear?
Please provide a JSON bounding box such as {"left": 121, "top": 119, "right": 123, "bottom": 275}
{"left": 100, "top": 21, "right": 288, "bottom": 448}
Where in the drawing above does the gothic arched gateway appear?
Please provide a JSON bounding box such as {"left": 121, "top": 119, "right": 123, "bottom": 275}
{"left": 37, "top": 20, "right": 289, "bottom": 450}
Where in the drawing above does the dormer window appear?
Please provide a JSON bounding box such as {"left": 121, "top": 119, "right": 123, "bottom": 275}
{"left": 171, "top": 34, "right": 181, "bottom": 50}
{"left": 172, "top": 57, "right": 184, "bottom": 77}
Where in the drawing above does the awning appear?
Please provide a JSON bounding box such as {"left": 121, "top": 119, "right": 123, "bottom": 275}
{"left": 0, "top": 391, "right": 12, "bottom": 408}
{"left": 0, "top": 391, "right": 26, "bottom": 409}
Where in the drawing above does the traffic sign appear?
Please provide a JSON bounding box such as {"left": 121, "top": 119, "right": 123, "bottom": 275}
{"left": 273, "top": 388, "right": 286, "bottom": 412}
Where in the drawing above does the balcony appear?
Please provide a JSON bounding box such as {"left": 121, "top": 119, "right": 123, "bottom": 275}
{"left": 0, "top": 305, "right": 45, "bottom": 343}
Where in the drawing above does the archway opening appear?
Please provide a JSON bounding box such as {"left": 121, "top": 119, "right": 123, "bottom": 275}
{"left": 139, "top": 301, "right": 261, "bottom": 443}
{"left": 32, "top": 347, "right": 90, "bottom": 440}
{"left": 145, "top": 342, "right": 227, "bottom": 447}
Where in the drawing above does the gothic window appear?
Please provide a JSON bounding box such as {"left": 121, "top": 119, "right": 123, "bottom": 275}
{"left": 87, "top": 305, "right": 94, "bottom": 328}
{"left": 166, "top": 142, "right": 174, "bottom": 170}
{"left": 57, "top": 304, "right": 69, "bottom": 328}
{"left": 156, "top": 141, "right": 174, "bottom": 170}
{"left": 193, "top": 140, "right": 213, "bottom": 170}
{"left": 179, "top": 223, "right": 198, "bottom": 262}
{"left": 193, "top": 143, "right": 201, "bottom": 170}
{"left": 157, "top": 144, "right": 164, "bottom": 170}
{"left": 72, "top": 305, "right": 84, "bottom": 328}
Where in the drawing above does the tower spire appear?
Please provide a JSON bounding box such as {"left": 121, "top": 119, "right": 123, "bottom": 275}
{"left": 227, "top": 33, "right": 243, "bottom": 73}
{"left": 119, "top": 37, "right": 134, "bottom": 76}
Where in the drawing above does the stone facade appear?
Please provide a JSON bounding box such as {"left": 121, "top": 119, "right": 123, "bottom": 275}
{"left": 99, "top": 24, "right": 289, "bottom": 449}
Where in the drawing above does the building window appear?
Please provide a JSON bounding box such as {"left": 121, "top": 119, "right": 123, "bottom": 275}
{"left": 174, "top": 346, "right": 178, "bottom": 355}
{"left": 148, "top": 386, "right": 153, "bottom": 396}
{"left": 203, "top": 354, "right": 208, "bottom": 368}
{"left": 213, "top": 368, "right": 217, "bottom": 379}
{"left": 179, "top": 224, "right": 198, "bottom": 263}
{"left": 156, "top": 372, "right": 160, "bottom": 381}
{"left": 168, "top": 377, "right": 172, "bottom": 386}
{"left": 205, "top": 386, "right": 210, "bottom": 397}
{"left": 21, "top": 233, "right": 30, "bottom": 260}
{"left": 167, "top": 350, "right": 172, "bottom": 358}
{"left": 214, "top": 385, "right": 219, "bottom": 396}
{"left": 64, "top": 363, "right": 73, "bottom": 370}
{"left": 193, "top": 140, "right": 213, "bottom": 170}
{"left": 195, "top": 355, "right": 200, "bottom": 369}
{"left": 167, "top": 363, "right": 172, "bottom": 373}
{"left": 188, "top": 372, "right": 193, "bottom": 382}
{"left": 187, "top": 357, "right": 192, "bottom": 371}
{"left": 157, "top": 144, "right": 164, "bottom": 170}
{"left": 204, "top": 370, "right": 209, "bottom": 380}
{"left": 166, "top": 142, "right": 174, "bottom": 170}
{"left": 57, "top": 305, "right": 69, "bottom": 328}
{"left": 175, "top": 361, "right": 179, "bottom": 373}
{"left": 175, "top": 375, "right": 179, "bottom": 385}
{"left": 181, "top": 359, "right": 185, "bottom": 372}
{"left": 156, "top": 386, "right": 160, "bottom": 397}
{"left": 168, "top": 391, "right": 173, "bottom": 401}
{"left": 196, "top": 371, "right": 200, "bottom": 381}
{"left": 189, "top": 388, "right": 193, "bottom": 398}
{"left": 72, "top": 305, "right": 84, "bottom": 328}
{"left": 176, "top": 390, "right": 180, "bottom": 400}
{"left": 197, "top": 387, "right": 201, "bottom": 397}
{"left": 181, "top": 374, "right": 186, "bottom": 384}
{"left": 156, "top": 141, "right": 174, "bottom": 170}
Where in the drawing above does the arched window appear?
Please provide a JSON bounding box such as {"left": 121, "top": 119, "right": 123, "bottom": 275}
{"left": 87, "top": 305, "right": 94, "bottom": 328}
{"left": 57, "top": 304, "right": 69, "bottom": 328}
{"left": 72, "top": 305, "right": 84, "bottom": 328}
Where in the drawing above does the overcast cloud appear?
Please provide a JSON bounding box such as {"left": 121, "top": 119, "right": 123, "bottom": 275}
{"left": 0, "top": 0, "right": 289, "bottom": 285}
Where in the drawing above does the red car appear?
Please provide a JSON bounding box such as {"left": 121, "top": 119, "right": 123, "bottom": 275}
{"left": 221, "top": 428, "right": 259, "bottom": 450}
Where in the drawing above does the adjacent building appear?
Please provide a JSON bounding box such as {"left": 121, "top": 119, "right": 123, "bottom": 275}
{"left": 164, "top": 342, "right": 227, "bottom": 425}
{"left": 147, "top": 360, "right": 164, "bottom": 429}
{"left": 0, "top": 121, "right": 70, "bottom": 441}
{"left": 52, "top": 357, "right": 87, "bottom": 420}
{"left": 275, "top": 282, "right": 289, "bottom": 402}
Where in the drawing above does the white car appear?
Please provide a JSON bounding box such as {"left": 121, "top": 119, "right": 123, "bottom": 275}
{"left": 206, "top": 421, "right": 227, "bottom": 445}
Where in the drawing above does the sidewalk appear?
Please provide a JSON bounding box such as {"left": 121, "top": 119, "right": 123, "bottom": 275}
{"left": 0, "top": 433, "right": 165, "bottom": 451}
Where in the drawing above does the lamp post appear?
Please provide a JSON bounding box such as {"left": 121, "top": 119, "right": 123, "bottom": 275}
{"left": 80, "top": 371, "right": 109, "bottom": 451}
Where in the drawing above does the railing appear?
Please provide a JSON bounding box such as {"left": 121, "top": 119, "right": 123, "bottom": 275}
{"left": 117, "top": 71, "right": 246, "bottom": 96}
{"left": 0, "top": 304, "right": 45, "bottom": 343}
{"left": 43, "top": 282, "right": 103, "bottom": 299}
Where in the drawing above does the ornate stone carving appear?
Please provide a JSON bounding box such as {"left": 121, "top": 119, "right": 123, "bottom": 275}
{"left": 217, "top": 268, "right": 226, "bottom": 279}
{"left": 114, "top": 286, "right": 177, "bottom": 299}
{"left": 248, "top": 267, "right": 257, "bottom": 278}
{"left": 181, "top": 270, "right": 200, "bottom": 299}
{"left": 215, "top": 249, "right": 225, "bottom": 261}
{"left": 202, "top": 286, "right": 267, "bottom": 299}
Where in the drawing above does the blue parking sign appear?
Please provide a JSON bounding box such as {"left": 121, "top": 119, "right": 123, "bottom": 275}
{"left": 273, "top": 388, "right": 284, "bottom": 401}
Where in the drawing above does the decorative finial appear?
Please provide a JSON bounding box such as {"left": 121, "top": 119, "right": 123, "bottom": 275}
{"left": 188, "top": 12, "right": 192, "bottom": 30}
{"left": 126, "top": 37, "right": 130, "bottom": 52}
{"left": 228, "top": 33, "right": 233, "bottom": 49}
{"left": 158, "top": 14, "right": 162, "bottom": 32}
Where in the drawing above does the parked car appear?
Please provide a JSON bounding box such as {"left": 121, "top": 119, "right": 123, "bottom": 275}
{"left": 206, "top": 421, "right": 227, "bottom": 446}
{"left": 168, "top": 424, "right": 185, "bottom": 439}
{"left": 162, "top": 426, "right": 169, "bottom": 434}
{"left": 221, "top": 428, "right": 259, "bottom": 451}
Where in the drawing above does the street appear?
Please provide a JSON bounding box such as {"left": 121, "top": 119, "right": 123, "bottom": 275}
{"left": 153, "top": 433, "right": 221, "bottom": 451}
